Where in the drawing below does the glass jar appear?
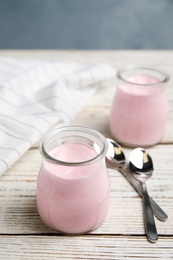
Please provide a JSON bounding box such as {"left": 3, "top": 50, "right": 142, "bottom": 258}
{"left": 109, "top": 65, "right": 170, "bottom": 147}
{"left": 37, "top": 126, "right": 110, "bottom": 234}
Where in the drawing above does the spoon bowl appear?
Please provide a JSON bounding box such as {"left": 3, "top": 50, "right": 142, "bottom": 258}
{"left": 106, "top": 138, "right": 126, "bottom": 169}
{"left": 128, "top": 147, "right": 154, "bottom": 183}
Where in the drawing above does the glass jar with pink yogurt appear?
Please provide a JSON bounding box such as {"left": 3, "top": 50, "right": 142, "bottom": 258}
{"left": 109, "top": 65, "right": 170, "bottom": 147}
{"left": 37, "top": 126, "right": 110, "bottom": 234}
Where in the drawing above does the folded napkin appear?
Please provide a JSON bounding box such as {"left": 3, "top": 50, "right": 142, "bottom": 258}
{"left": 0, "top": 57, "right": 115, "bottom": 176}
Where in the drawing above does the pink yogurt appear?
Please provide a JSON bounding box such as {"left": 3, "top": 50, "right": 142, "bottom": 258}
{"left": 109, "top": 74, "right": 169, "bottom": 146}
{"left": 37, "top": 142, "right": 110, "bottom": 234}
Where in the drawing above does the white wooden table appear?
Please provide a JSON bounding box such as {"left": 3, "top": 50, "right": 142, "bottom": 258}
{"left": 0, "top": 50, "right": 173, "bottom": 259}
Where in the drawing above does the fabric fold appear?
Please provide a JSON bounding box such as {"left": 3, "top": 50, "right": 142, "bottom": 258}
{"left": 0, "top": 57, "right": 115, "bottom": 176}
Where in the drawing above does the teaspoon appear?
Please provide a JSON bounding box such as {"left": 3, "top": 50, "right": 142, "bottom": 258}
{"left": 106, "top": 138, "right": 168, "bottom": 221}
{"left": 129, "top": 148, "right": 158, "bottom": 243}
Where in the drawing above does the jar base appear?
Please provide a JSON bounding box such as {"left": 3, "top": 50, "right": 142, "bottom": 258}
{"left": 40, "top": 218, "right": 106, "bottom": 236}
{"left": 111, "top": 135, "right": 162, "bottom": 148}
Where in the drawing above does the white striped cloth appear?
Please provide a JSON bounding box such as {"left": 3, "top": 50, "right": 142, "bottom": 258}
{"left": 0, "top": 57, "right": 115, "bottom": 176}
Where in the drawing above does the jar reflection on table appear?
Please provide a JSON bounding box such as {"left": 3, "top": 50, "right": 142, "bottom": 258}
{"left": 37, "top": 126, "right": 110, "bottom": 234}
{"left": 109, "top": 65, "right": 170, "bottom": 147}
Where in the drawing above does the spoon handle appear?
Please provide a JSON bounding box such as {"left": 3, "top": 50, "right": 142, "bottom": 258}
{"left": 120, "top": 168, "right": 168, "bottom": 221}
{"left": 142, "top": 183, "right": 158, "bottom": 243}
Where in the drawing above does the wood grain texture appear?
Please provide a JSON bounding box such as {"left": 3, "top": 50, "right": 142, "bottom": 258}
{"left": 1, "top": 235, "right": 173, "bottom": 260}
{"left": 0, "top": 50, "right": 173, "bottom": 259}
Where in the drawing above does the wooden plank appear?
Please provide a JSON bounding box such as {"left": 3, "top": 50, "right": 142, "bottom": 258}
{"left": 0, "top": 235, "right": 173, "bottom": 260}
{"left": 0, "top": 195, "right": 172, "bottom": 235}
{"left": 0, "top": 144, "right": 173, "bottom": 235}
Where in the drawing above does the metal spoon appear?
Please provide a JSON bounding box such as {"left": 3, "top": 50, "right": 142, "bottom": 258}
{"left": 129, "top": 147, "right": 158, "bottom": 243}
{"left": 106, "top": 138, "right": 168, "bottom": 221}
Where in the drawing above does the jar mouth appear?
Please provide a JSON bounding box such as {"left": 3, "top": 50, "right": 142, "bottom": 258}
{"left": 39, "top": 126, "right": 108, "bottom": 166}
{"left": 117, "top": 64, "right": 170, "bottom": 86}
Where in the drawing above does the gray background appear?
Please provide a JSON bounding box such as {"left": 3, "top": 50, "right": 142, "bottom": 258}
{"left": 0, "top": 0, "right": 173, "bottom": 49}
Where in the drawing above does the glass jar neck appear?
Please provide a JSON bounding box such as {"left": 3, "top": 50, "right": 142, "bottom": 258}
{"left": 117, "top": 65, "right": 170, "bottom": 87}
{"left": 39, "top": 126, "right": 108, "bottom": 166}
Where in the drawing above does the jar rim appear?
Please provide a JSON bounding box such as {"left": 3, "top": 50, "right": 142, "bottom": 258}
{"left": 117, "top": 64, "right": 170, "bottom": 86}
{"left": 39, "top": 126, "right": 108, "bottom": 166}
